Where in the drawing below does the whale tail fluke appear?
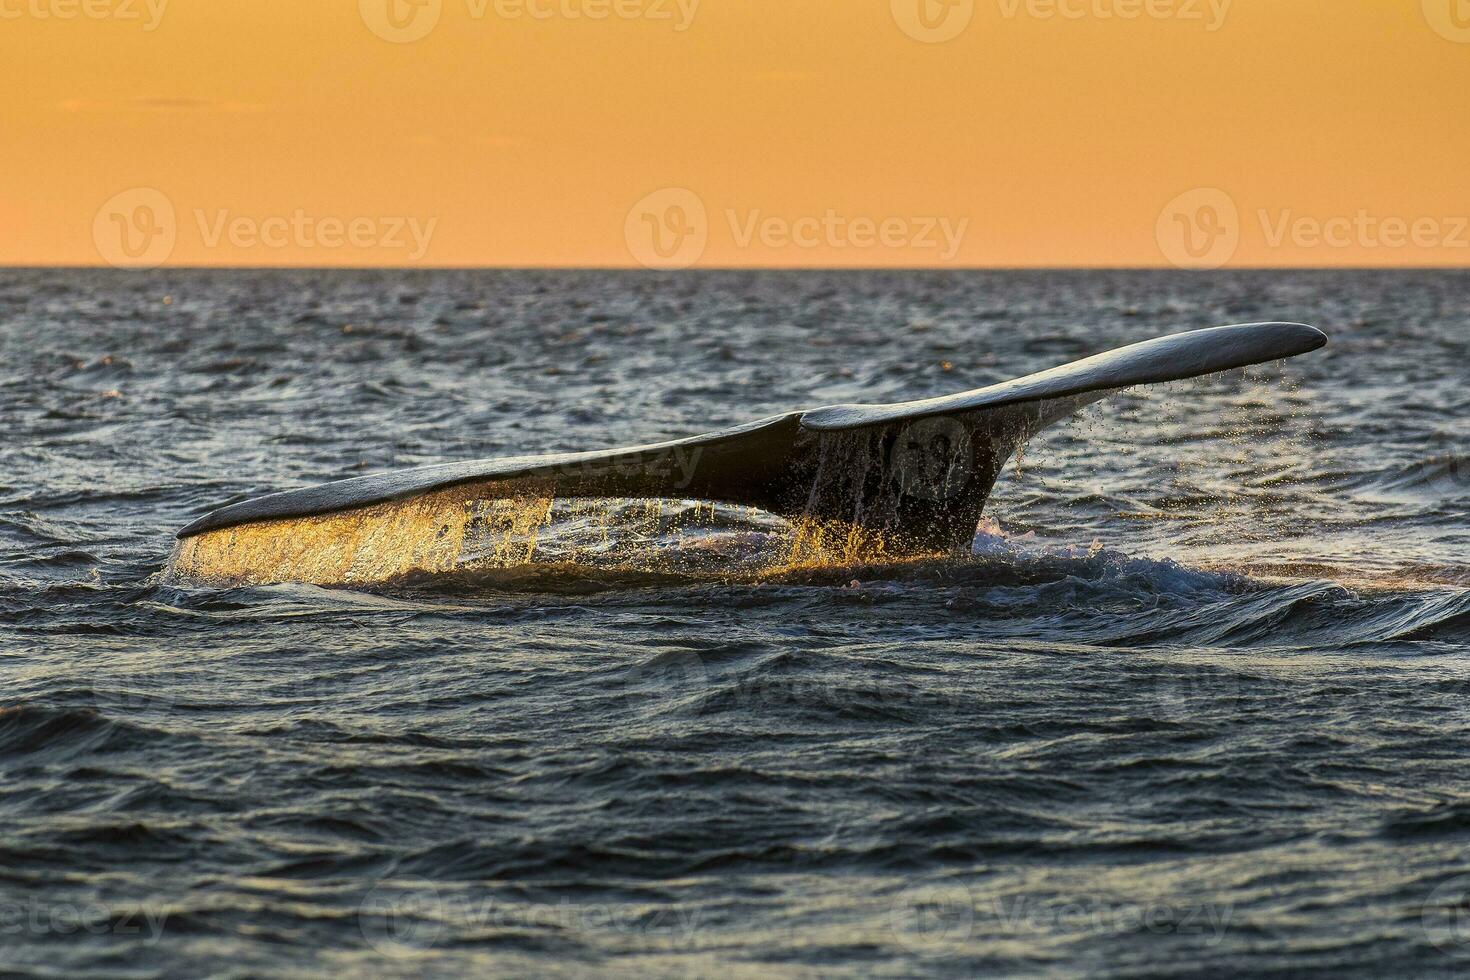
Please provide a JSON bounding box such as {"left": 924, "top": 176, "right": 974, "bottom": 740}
{"left": 170, "top": 322, "right": 1326, "bottom": 584}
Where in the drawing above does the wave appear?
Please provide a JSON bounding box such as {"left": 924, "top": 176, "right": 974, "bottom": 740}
{"left": 145, "top": 509, "right": 1470, "bottom": 652}
{"left": 1336, "top": 454, "right": 1470, "bottom": 498}
{"left": 0, "top": 703, "right": 164, "bottom": 761}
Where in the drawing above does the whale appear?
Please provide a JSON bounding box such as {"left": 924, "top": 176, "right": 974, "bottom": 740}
{"left": 170, "top": 322, "right": 1327, "bottom": 584}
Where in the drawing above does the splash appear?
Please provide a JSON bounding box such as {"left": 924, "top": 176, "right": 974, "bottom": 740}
{"left": 780, "top": 517, "right": 914, "bottom": 569}
{"left": 166, "top": 491, "right": 948, "bottom": 587}
{"left": 168, "top": 488, "right": 555, "bottom": 587}
{"left": 166, "top": 494, "right": 1449, "bottom": 598}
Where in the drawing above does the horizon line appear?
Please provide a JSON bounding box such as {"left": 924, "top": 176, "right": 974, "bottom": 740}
{"left": 2, "top": 264, "right": 1467, "bottom": 273}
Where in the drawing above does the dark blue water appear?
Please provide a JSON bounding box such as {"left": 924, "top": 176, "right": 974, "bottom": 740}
{"left": 1, "top": 269, "right": 1468, "bottom": 977}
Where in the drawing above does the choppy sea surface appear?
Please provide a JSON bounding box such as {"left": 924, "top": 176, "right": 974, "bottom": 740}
{"left": 1, "top": 268, "right": 1468, "bottom": 978}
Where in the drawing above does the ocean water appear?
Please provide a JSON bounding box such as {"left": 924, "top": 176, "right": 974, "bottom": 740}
{"left": 1, "top": 268, "right": 1467, "bottom": 978}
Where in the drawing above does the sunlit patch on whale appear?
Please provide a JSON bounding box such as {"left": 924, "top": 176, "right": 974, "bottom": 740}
{"left": 167, "top": 322, "right": 1327, "bottom": 586}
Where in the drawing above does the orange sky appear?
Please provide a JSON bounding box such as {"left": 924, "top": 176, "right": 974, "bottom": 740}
{"left": 3, "top": 0, "right": 1468, "bottom": 267}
